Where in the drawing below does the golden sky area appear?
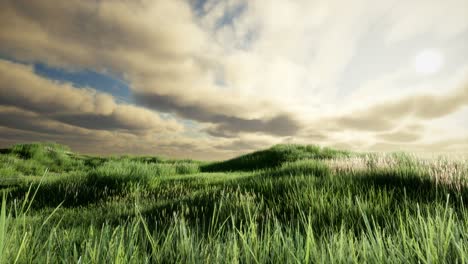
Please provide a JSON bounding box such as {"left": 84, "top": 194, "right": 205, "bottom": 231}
{"left": 0, "top": 0, "right": 467, "bottom": 159}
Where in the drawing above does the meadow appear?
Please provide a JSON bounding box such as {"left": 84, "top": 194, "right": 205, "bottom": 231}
{"left": 0, "top": 143, "right": 467, "bottom": 263}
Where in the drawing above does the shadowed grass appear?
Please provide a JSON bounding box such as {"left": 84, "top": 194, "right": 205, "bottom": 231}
{"left": 201, "top": 144, "right": 350, "bottom": 172}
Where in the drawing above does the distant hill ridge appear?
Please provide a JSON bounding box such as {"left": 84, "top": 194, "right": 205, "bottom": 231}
{"left": 1, "top": 142, "right": 351, "bottom": 174}
{"left": 200, "top": 144, "right": 351, "bottom": 172}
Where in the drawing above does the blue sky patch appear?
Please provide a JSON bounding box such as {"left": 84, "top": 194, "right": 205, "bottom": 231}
{"left": 190, "top": 0, "right": 208, "bottom": 16}
{"left": 34, "top": 63, "right": 132, "bottom": 103}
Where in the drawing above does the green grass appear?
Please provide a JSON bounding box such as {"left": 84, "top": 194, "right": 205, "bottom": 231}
{"left": 200, "top": 144, "right": 350, "bottom": 172}
{"left": 0, "top": 142, "right": 467, "bottom": 263}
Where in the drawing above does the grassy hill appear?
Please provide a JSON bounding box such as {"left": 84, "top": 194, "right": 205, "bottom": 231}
{"left": 0, "top": 143, "right": 467, "bottom": 263}
{"left": 201, "top": 144, "right": 351, "bottom": 172}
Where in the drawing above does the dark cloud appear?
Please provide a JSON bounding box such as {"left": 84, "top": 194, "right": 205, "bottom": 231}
{"left": 0, "top": 108, "right": 155, "bottom": 154}
{"left": 0, "top": 107, "right": 66, "bottom": 136}
{"left": 134, "top": 92, "right": 302, "bottom": 136}
{"left": 0, "top": 59, "right": 182, "bottom": 134}
{"left": 206, "top": 114, "right": 301, "bottom": 137}
{"left": 52, "top": 114, "right": 147, "bottom": 132}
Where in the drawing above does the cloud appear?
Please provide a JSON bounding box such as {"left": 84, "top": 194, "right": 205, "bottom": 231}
{"left": 0, "top": 116, "right": 278, "bottom": 160}
{"left": 369, "top": 135, "right": 468, "bottom": 154}
{"left": 134, "top": 91, "right": 301, "bottom": 137}
{"left": 0, "top": 0, "right": 204, "bottom": 67}
{"left": 0, "top": 59, "right": 182, "bottom": 133}
{"left": 0, "top": 59, "right": 282, "bottom": 160}
{"left": 378, "top": 131, "right": 422, "bottom": 142}
{"left": 385, "top": 0, "right": 468, "bottom": 42}
{"left": 0, "top": 0, "right": 467, "bottom": 156}
{"left": 0, "top": 0, "right": 304, "bottom": 137}
{"left": 317, "top": 79, "right": 468, "bottom": 132}
{"left": 215, "top": 134, "right": 281, "bottom": 152}
{"left": 362, "top": 82, "right": 468, "bottom": 121}
{"left": 376, "top": 124, "right": 425, "bottom": 142}
{"left": 206, "top": 114, "right": 301, "bottom": 137}
{"left": 0, "top": 106, "right": 92, "bottom": 136}
{"left": 295, "top": 80, "right": 468, "bottom": 150}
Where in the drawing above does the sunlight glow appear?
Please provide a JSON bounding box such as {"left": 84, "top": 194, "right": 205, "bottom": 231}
{"left": 414, "top": 49, "right": 444, "bottom": 74}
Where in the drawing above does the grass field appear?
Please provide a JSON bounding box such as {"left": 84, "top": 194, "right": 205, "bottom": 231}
{"left": 0, "top": 143, "right": 467, "bottom": 263}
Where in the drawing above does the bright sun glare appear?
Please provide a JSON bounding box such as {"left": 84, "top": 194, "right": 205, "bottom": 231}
{"left": 414, "top": 49, "right": 444, "bottom": 74}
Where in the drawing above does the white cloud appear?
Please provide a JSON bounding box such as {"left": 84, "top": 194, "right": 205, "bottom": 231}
{"left": 385, "top": 0, "right": 468, "bottom": 43}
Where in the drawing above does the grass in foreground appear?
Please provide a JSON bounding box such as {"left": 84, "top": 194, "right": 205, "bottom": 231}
{"left": 0, "top": 143, "right": 467, "bottom": 263}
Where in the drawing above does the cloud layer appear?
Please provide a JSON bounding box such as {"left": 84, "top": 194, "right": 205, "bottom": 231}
{"left": 0, "top": 59, "right": 182, "bottom": 134}
{"left": 0, "top": 0, "right": 467, "bottom": 158}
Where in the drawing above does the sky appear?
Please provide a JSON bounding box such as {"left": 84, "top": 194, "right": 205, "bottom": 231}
{"left": 0, "top": 0, "right": 467, "bottom": 160}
